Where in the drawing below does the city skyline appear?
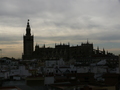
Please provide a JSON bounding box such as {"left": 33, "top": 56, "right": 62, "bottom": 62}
{"left": 0, "top": 0, "right": 120, "bottom": 58}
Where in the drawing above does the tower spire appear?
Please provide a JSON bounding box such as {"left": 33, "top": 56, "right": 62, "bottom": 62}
{"left": 26, "top": 19, "right": 31, "bottom": 36}
{"left": 87, "top": 38, "right": 89, "bottom": 44}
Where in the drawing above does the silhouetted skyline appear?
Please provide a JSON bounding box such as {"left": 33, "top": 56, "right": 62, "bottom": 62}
{"left": 0, "top": 0, "right": 120, "bottom": 58}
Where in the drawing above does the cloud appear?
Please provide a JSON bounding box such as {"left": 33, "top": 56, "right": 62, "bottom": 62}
{"left": 0, "top": 0, "right": 120, "bottom": 58}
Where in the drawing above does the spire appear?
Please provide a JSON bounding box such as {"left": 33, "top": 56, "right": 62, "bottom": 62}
{"left": 103, "top": 48, "right": 105, "bottom": 55}
{"left": 97, "top": 46, "right": 99, "bottom": 50}
{"left": 103, "top": 48, "right": 105, "bottom": 51}
{"left": 87, "top": 38, "right": 89, "bottom": 44}
{"left": 26, "top": 19, "right": 31, "bottom": 36}
{"left": 96, "top": 46, "right": 99, "bottom": 54}
{"left": 43, "top": 44, "right": 45, "bottom": 48}
{"left": 107, "top": 51, "right": 108, "bottom": 55}
{"left": 68, "top": 42, "right": 70, "bottom": 45}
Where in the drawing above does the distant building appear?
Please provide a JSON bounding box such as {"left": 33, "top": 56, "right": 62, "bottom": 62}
{"left": 22, "top": 20, "right": 117, "bottom": 60}
{"left": 22, "top": 20, "right": 34, "bottom": 60}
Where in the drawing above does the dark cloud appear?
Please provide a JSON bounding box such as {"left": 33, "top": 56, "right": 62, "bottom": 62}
{"left": 0, "top": 34, "right": 22, "bottom": 44}
{"left": 0, "top": 0, "right": 120, "bottom": 58}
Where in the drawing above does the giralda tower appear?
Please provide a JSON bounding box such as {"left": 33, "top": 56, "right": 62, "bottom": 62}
{"left": 22, "top": 20, "right": 34, "bottom": 60}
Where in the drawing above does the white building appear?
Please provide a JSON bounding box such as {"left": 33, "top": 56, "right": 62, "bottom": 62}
{"left": 44, "top": 58, "right": 77, "bottom": 75}
{"left": 45, "top": 58, "right": 65, "bottom": 67}
{"left": 9, "top": 65, "right": 31, "bottom": 80}
{"left": 0, "top": 70, "right": 9, "bottom": 79}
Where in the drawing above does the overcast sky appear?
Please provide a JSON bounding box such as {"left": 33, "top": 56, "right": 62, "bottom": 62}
{"left": 0, "top": 0, "right": 120, "bottom": 58}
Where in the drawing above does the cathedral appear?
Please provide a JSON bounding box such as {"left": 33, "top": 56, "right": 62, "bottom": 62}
{"left": 22, "top": 20, "right": 116, "bottom": 60}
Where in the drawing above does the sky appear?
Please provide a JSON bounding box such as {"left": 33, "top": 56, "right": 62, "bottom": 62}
{"left": 0, "top": 0, "right": 120, "bottom": 58}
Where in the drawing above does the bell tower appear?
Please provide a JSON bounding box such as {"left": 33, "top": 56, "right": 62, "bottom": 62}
{"left": 22, "top": 19, "right": 34, "bottom": 60}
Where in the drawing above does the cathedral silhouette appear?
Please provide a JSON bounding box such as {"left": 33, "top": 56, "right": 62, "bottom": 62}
{"left": 22, "top": 20, "right": 116, "bottom": 60}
